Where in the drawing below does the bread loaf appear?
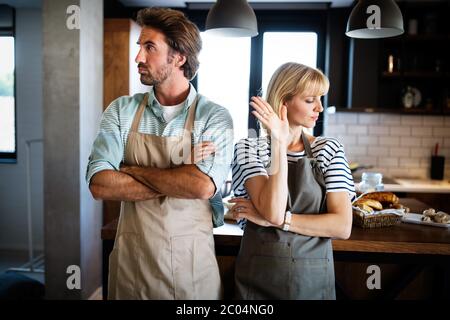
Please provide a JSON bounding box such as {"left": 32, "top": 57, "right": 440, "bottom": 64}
{"left": 360, "top": 192, "right": 399, "bottom": 205}
{"left": 354, "top": 199, "right": 383, "bottom": 211}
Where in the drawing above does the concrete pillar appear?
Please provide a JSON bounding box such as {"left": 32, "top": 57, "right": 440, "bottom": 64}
{"left": 43, "top": 0, "right": 103, "bottom": 299}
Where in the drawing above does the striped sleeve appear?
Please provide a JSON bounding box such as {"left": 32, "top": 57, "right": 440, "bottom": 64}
{"left": 85, "top": 98, "right": 125, "bottom": 184}
{"left": 231, "top": 138, "right": 268, "bottom": 198}
{"left": 320, "top": 138, "right": 356, "bottom": 201}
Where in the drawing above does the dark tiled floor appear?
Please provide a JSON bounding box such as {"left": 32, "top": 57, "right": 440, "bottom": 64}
{"left": 0, "top": 249, "right": 45, "bottom": 284}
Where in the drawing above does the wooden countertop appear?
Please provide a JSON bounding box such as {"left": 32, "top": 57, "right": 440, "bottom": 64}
{"left": 101, "top": 198, "right": 450, "bottom": 255}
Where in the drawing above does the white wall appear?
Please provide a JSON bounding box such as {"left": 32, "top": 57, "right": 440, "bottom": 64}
{"left": 0, "top": 8, "right": 43, "bottom": 252}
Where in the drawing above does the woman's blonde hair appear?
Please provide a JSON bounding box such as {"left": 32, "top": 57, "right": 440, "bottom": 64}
{"left": 265, "top": 62, "right": 329, "bottom": 117}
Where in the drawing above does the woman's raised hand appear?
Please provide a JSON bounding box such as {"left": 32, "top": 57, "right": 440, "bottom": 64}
{"left": 250, "top": 96, "right": 289, "bottom": 143}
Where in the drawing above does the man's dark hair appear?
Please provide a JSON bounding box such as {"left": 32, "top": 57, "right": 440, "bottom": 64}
{"left": 136, "top": 7, "right": 202, "bottom": 80}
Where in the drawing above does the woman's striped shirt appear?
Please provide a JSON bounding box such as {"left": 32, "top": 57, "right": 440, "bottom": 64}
{"left": 231, "top": 135, "right": 356, "bottom": 203}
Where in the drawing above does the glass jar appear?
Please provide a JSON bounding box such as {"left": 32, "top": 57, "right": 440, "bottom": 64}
{"left": 358, "top": 172, "right": 384, "bottom": 194}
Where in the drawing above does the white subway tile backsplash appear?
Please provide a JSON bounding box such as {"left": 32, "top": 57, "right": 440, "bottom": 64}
{"left": 411, "top": 127, "right": 433, "bottom": 137}
{"left": 337, "top": 113, "right": 358, "bottom": 125}
{"left": 358, "top": 114, "right": 379, "bottom": 125}
{"left": 357, "top": 135, "right": 378, "bottom": 145}
{"left": 379, "top": 136, "right": 400, "bottom": 146}
{"left": 345, "top": 146, "right": 368, "bottom": 157}
{"left": 423, "top": 116, "right": 444, "bottom": 126}
{"left": 433, "top": 127, "right": 450, "bottom": 137}
{"left": 401, "top": 115, "right": 423, "bottom": 125}
{"left": 440, "top": 147, "right": 450, "bottom": 157}
{"left": 445, "top": 117, "right": 450, "bottom": 127}
{"left": 422, "top": 137, "right": 444, "bottom": 148}
{"left": 351, "top": 125, "right": 369, "bottom": 135}
{"left": 333, "top": 112, "right": 450, "bottom": 177}
{"left": 390, "top": 126, "right": 411, "bottom": 136}
{"left": 325, "top": 124, "right": 347, "bottom": 135}
{"left": 389, "top": 168, "right": 427, "bottom": 179}
{"left": 410, "top": 147, "right": 433, "bottom": 158}
{"left": 389, "top": 147, "right": 410, "bottom": 157}
{"left": 399, "top": 158, "right": 420, "bottom": 168}
{"left": 444, "top": 138, "right": 450, "bottom": 148}
{"left": 350, "top": 156, "right": 377, "bottom": 166}
{"left": 369, "top": 126, "right": 389, "bottom": 135}
{"left": 367, "top": 146, "right": 390, "bottom": 156}
{"left": 378, "top": 157, "right": 399, "bottom": 167}
{"left": 334, "top": 135, "right": 357, "bottom": 146}
{"left": 379, "top": 114, "right": 401, "bottom": 125}
{"left": 420, "top": 158, "right": 430, "bottom": 168}
{"left": 400, "top": 136, "right": 421, "bottom": 147}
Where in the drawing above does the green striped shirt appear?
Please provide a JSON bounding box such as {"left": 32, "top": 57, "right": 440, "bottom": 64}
{"left": 86, "top": 84, "right": 234, "bottom": 227}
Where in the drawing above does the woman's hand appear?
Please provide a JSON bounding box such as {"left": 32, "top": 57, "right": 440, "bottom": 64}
{"left": 250, "top": 96, "right": 289, "bottom": 143}
{"left": 229, "top": 197, "right": 275, "bottom": 227}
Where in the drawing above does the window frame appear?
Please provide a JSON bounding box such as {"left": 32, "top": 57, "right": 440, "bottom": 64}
{"left": 0, "top": 6, "right": 17, "bottom": 163}
{"left": 187, "top": 9, "right": 327, "bottom": 137}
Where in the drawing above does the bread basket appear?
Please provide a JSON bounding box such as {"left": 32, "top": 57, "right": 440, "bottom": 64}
{"left": 352, "top": 192, "right": 405, "bottom": 228}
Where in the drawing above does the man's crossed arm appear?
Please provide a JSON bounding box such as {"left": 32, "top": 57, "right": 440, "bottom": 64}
{"left": 89, "top": 142, "right": 216, "bottom": 201}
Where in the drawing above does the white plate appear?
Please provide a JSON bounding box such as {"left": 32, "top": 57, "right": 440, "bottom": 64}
{"left": 402, "top": 213, "right": 450, "bottom": 228}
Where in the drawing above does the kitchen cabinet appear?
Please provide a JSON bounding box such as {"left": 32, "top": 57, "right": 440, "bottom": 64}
{"left": 344, "top": 1, "right": 450, "bottom": 115}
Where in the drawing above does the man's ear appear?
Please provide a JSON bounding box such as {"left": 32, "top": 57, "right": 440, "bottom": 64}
{"left": 177, "top": 55, "right": 187, "bottom": 68}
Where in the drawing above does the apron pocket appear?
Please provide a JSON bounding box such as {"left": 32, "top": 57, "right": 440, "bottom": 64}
{"left": 247, "top": 255, "right": 292, "bottom": 299}
{"left": 108, "top": 233, "right": 141, "bottom": 299}
{"left": 291, "top": 258, "right": 334, "bottom": 300}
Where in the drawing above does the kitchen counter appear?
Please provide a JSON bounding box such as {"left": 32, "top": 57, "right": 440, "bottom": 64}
{"left": 384, "top": 178, "right": 450, "bottom": 194}
{"left": 101, "top": 198, "right": 450, "bottom": 300}
{"left": 102, "top": 198, "right": 450, "bottom": 255}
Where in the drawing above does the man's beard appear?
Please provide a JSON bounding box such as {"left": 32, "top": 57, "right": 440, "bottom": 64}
{"left": 139, "top": 64, "right": 172, "bottom": 86}
{"left": 139, "top": 55, "right": 175, "bottom": 86}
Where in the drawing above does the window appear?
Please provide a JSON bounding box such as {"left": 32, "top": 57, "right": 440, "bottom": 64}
{"left": 192, "top": 10, "right": 326, "bottom": 138}
{"left": 0, "top": 6, "right": 16, "bottom": 162}
{"left": 197, "top": 32, "right": 251, "bottom": 144}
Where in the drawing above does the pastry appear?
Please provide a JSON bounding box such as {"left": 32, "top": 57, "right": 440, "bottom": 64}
{"left": 433, "top": 212, "right": 450, "bottom": 224}
{"left": 360, "top": 192, "right": 399, "bottom": 205}
{"left": 423, "top": 208, "right": 437, "bottom": 217}
{"left": 354, "top": 199, "right": 383, "bottom": 211}
{"left": 354, "top": 202, "right": 374, "bottom": 213}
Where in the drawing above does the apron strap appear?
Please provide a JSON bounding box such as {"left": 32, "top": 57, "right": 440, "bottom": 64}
{"left": 130, "top": 93, "right": 149, "bottom": 133}
{"left": 301, "top": 131, "right": 314, "bottom": 158}
{"left": 183, "top": 95, "right": 199, "bottom": 134}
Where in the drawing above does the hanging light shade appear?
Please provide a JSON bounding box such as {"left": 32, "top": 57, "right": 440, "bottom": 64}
{"left": 346, "top": 0, "right": 404, "bottom": 39}
{"left": 205, "top": 0, "right": 258, "bottom": 37}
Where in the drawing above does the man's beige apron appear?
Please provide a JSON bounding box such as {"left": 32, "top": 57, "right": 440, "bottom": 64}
{"left": 108, "top": 93, "right": 223, "bottom": 300}
{"left": 234, "top": 132, "right": 335, "bottom": 300}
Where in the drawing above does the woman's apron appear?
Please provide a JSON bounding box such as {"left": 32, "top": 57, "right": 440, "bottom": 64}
{"left": 234, "top": 133, "right": 335, "bottom": 300}
{"left": 108, "top": 93, "right": 223, "bottom": 300}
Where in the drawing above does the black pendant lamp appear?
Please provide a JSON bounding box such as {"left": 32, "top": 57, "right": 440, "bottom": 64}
{"left": 346, "top": 0, "right": 404, "bottom": 39}
{"left": 205, "top": 0, "right": 258, "bottom": 37}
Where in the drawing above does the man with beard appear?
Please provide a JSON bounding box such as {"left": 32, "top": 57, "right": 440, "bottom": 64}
{"left": 86, "top": 7, "right": 233, "bottom": 300}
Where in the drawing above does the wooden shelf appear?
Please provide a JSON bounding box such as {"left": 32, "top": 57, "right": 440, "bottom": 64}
{"left": 335, "top": 107, "right": 446, "bottom": 115}
{"left": 381, "top": 71, "right": 450, "bottom": 78}
{"left": 383, "top": 34, "right": 450, "bottom": 42}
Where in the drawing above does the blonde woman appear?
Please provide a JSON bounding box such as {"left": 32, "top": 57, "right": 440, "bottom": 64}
{"left": 230, "top": 62, "right": 356, "bottom": 300}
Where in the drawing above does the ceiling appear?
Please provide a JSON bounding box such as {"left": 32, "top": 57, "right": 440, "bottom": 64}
{"left": 118, "top": 0, "right": 355, "bottom": 9}
{"left": 0, "top": 0, "right": 41, "bottom": 8}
